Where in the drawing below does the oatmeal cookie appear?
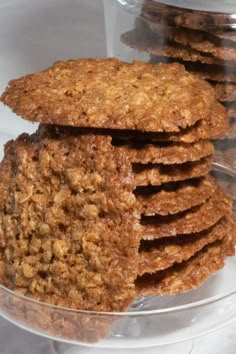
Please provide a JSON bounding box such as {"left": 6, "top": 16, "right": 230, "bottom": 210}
{"left": 137, "top": 175, "right": 217, "bottom": 216}
{"left": 134, "top": 156, "right": 212, "bottom": 186}
{"left": 141, "top": 186, "right": 232, "bottom": 239}
{"left": 0, "top": 125, "right": 141, "bottom": 312}
{"left": 0, "top": 58, "right": 221, "bottom": 133}
{"left": 108, "top": 107, "right": 228, "bottom": 143}
{"left": 139, "top": 215, "right": 231, "bottom": 274}
{"left": 121, "top": 28, "right": 232, "bottom": 66}
{"left": 118, "top": 140, "right": 214, "bottom": 165}
{"left": 136, "top": 236, "right": 235, "bottom": 296}
{"left": 174, "top": 28, "right": 236, "bottom": 62}
{"left": 150, "top": 56, "right": 236, "bottom": 83}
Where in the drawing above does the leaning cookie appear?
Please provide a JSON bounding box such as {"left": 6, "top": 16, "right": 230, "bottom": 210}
{"left": 0, "top": 126, "right": 141, "bottom": 312}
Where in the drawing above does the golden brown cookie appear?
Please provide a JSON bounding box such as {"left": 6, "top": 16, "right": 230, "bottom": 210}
{"left": 0, "top": 140, "right": 15, "bottom": 283}
{"left": 136, "top": 236, "right": 235, "bottom": 296}
{"left": 0, "top": 125, "right": 141, "bottom": 312}
{"left": 141, "top": 186, "right": 232, "bottom": 239}
{"left": 145, "top": 12, "right": 236, "bottom": 43}
{"left": 133, "top": 156, "right": 212, "bottom": 186}
{"left": 185, "top": 63, "right": 236, "bottom": 83}
{"left": 0, "top": 140, "right": 14, "bottom": 221}
{"left": 137, "top": 175, "right": 217, "bottom": 216}
{"left": 214, "top": 83, "right": 236, "bottom": 102}
{"left": 143, "top": 18, "right": 236, "bottom": 56}
{"left": 0, "top": 58, "right": 221, "bottom": 133}
{"left": 145, "top": 18, "right": 236, "bottom": 62}
{"left": 150, "top": 55, "right": 236, "bottom": 83}
{"left": 138, "top": 215, "right": 231, "bottom": 275}
{"left": 141, "top": 0, "right": 235, "bottom": 32}
{"left": 174, "top": 28, "right": 236, "bottom": 62}
{"left": 109, "top": 106, "right": 228, "bottom": 143}
{"left": 118, "top": 140, "right": 214, "bottom": 165}
{"left": 174, "top": 12, "right": 236, "bottom": 34}
{"left": 122, "top": 28, "right": 232, "bottom": 66}
{"left": 163, "top": 105, "right": 228, "bottom": 143}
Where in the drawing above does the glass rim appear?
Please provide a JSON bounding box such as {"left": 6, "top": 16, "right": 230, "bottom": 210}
{"left": 1, "top": 281, "right": 236, "bottom": 317}
{"left": 116, "top": 0, "right": 236, "bottom": 14}
{"left": 114, "top": 0, "right": 236, "bottom": 29}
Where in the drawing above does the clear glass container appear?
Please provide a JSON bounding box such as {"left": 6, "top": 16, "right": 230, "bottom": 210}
{"left": 103, "top": 0, "right": 236, "bottom": 195}
{"left": 0, "top": 1, "right": 236, "bottom": 352}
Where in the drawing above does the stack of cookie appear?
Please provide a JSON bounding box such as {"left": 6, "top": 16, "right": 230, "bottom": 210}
{"left": 121, "top": 0, "right": 236, "bottom": 175}
{"left": 0, "top": 58, "right": 234, "bottom": 316}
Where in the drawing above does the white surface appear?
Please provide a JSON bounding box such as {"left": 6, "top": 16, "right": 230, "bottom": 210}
{"left": 0, "top": 1, "right": 236, "bottom": 353}
{"left": 1, "top": 316, "right": 236, "bottom": 354}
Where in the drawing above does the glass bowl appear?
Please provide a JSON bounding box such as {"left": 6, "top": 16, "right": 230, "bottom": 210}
{"left": 0, "top": 256, "right": 235, "bottom": 349}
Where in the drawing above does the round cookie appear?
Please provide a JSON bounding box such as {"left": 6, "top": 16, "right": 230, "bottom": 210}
{"left": 143, "top": 18, "right": 236, "bottom": 61}
{"left": 109, "top": 104, "right": 228, "bottom": 143}
{"left": 121, "top": 28, "right": 233, "bottom": 66}
{"left": 141, "top": 186, "right": 232, "bottom": 239}
{"left": 0, "top": 58, "right": 221, "bottom": 133}
{"left": 174, "top": 27, "right": 236, "bottom": 62}
{"left": 150, "top": 56, "right": 236, "bottom": 83}
{"left": 134, "top": 156, "right": 212, "bottom": 186}
{"left": 136, "top": 236, "right": 235, "bottom": 296}
{"left": 118, "top": 140, "right": 214, "bottom": 165}
{"left": 137, "top": 175, "right": 217, "bottom": 216}
{"left": 139, "top": 215, "right": 231, "bottom": 274}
